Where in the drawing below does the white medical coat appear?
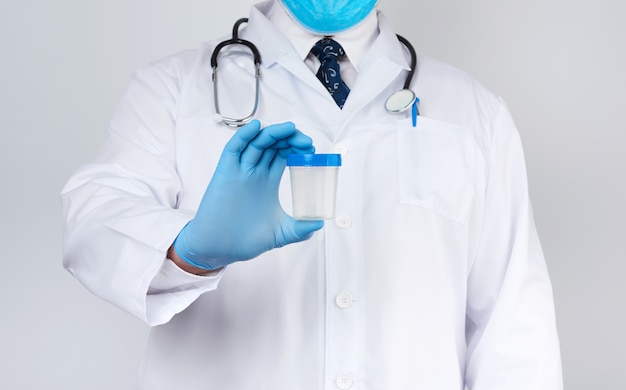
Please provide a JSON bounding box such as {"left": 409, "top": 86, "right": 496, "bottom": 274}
{"left": 61, "top": 2, "right": 562, "bottom": 389}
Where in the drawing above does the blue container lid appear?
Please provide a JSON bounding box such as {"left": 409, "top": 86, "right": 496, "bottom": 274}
{"left": 286, "top": 153, "right": 342, "bottom": 167}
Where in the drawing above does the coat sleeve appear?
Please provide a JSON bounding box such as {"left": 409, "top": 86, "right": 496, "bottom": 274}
{"left": 464, "top": 99, "right": 563, "bottom": 389}
{"left": 61, "top": 59, "right": 223, "bottom": 326}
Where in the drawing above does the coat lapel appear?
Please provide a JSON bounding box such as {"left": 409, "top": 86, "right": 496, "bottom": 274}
{"left": 243, "top": 4, "right": 335, "bottom": 103}
{"left": 240, "top": 3, "right": 413, "bottom": 132}
{"left": 341, "top": 12, "right": 412, "bottom": 119}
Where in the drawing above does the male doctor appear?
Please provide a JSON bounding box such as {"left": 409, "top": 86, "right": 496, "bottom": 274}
{"left": 62, "top": 0, "right": 563, "bottom": 389}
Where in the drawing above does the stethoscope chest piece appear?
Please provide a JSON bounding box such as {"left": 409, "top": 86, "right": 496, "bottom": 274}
{"left": 385, "top": 89, "right": 416, "bottom": 113}
{"left": 385, "top": 34, "right": 420, "bottom": 125}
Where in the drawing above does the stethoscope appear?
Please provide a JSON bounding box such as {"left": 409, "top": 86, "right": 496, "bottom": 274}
{"left": 212, "top": 18, "right": 419, "bottom": 128}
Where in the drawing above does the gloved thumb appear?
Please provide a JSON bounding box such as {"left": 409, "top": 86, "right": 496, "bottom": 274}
{"left": 279, "top": 219, "right": 324, "bottom": 246}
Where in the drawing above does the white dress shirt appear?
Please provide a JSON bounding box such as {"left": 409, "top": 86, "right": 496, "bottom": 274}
{"left": 269, "top": 0, "right": 379, "bottom": 87}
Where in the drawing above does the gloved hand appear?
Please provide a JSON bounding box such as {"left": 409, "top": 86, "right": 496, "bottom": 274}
{"left": 173, "top": 120, "right": 324, "bottom": 270}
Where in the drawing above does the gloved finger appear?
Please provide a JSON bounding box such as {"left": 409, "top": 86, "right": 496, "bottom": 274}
{"left": 240, "top": 122, "right": 298, "bottom": 165}
{"left": 265, "top": 144, "right": 315, "bottom": 181}
{"left": 255, "top": 145, "right": 280, "bottom": 173}
{"left": 265, "top": 137, "right": 316, "bottom": 180}
{"left": 253, "top": 135, "right": 307, "bottom": 173}
{"left": 248, "top": 143, "right": 313, "bottom": 176}
{"left": 220, "top": 119, "right": 262, "bottom": 171}
{"left": 256, "top": 143, "right": 312, "bottom": 177}
{"left": 286, "top": 130, "right": 315, "bottom": 150}
{"left": 266, "top": 129, "right": 315, "bottom": 174}
{"left": 267, "top": 152, "right": 288, "bottom": 181}
{"left": 265, "top": 130, "right": 314, "bottom": 151}
{"left": 275, "top": 144, "right": 315, "bottom": 159}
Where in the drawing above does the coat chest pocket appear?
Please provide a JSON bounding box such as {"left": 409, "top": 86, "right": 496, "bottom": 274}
{"left": 396, "top": 117, "right": 475, "bottom": 224}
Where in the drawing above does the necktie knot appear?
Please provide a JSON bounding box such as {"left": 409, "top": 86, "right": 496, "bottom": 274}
{"left": 311, "top": 38, "right": 346, "bottom": 63}
{"left": 311, "top": 38, "right": 350, "bottom": 109}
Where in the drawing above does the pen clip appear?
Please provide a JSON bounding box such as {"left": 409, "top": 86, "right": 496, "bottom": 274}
{"left": 411, "top": 97, "right": 420, "bottom": 127}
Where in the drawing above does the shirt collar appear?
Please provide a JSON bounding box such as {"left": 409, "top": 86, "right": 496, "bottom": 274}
{"left": 268, "top": 0, "right": 379, "bottom": 72}
{"left": 243, "top": 1, "right": 411, "bottom": 76}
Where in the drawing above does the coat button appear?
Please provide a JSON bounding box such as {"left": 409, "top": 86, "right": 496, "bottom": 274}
{"left": 336, "top": 374, "right": 353, "bottom": 389}
{"left": 335, "top": 215, "right": 352, "bottom": 229}
{"left": 335, "top": 292, "right": 353, "bottom": 309}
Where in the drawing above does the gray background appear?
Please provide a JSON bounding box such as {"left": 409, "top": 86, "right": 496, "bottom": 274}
{"left": 1, "top": 0, "right": 624, "bottom": 388}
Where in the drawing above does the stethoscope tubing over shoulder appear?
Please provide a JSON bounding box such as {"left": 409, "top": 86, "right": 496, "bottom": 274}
{"left": 211, "top": 18, "right": 420, "bottom": 127}
{"left": 211, "top": 18, "right": 262, "bottom": 127}
{"left": 210, "top": 18, "right": 262, "bottom": 68}
{"left": 396, "top": 35, "right": 416, "bottom": 91}
{"left": 384, "top": 34, "right": 420, "bottom": 124}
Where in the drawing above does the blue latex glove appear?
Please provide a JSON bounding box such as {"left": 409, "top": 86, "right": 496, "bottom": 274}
{"left": 173, "top": 120, "right": 324, "bottom": 270}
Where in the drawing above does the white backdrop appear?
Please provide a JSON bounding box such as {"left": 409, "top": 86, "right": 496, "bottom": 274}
{"left": 1, "top": 1, "right": 624, "bottom": 388}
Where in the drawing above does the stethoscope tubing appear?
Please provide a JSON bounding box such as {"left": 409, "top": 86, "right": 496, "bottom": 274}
{"left": 210, "top": 18, "right": 262, "bottom": 69}
{"left": 395, "top": 34, "right": 416, "bottom": 91}
{"left": 211, "top": 18, "right": 418, "bottom": 127}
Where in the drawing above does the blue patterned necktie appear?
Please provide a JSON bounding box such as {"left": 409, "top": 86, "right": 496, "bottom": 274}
{"left": 311, "top": 38, "right": 350, "bottom": 109}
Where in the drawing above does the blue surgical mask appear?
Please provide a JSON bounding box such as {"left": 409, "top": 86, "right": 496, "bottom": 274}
{"left": 279, "top": 0, "right": 378, "bottom": 35}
